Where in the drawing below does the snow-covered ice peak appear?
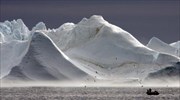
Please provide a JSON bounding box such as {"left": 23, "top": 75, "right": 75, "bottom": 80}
{"left": 90, "top": 15, "right": 104, "bottom": 21}
{"left": 0, "top": 19, "right": 30, "bottom": 42}
{"left": 147, "top": 37, "right": 172, "bottom": 49}
{"left": 45, "top": 15, "right": 147, "bottom": 51}
{"left": 32, "top": 22, "right": 46, "bottom": 32}
{"left": 147, "top": 37, "right": 180, "bottom": 58}
{"left": 78, "top": 15, "right": 108, "bottom": 25}
{"left": 76, "top": 15, "right": 144, "bottom": 45}
{"left": 147, "top": 37, "right": 164, "bottom": 46}
{"left": 170, "top": 41, "right": 180, "bottom": 49}
{"left": 57, "top": 23, "right": 75, "bottom": 32}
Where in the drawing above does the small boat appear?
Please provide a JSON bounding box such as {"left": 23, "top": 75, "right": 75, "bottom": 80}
{"left": 146, "top": 88, "right": 159, "bottom": 95}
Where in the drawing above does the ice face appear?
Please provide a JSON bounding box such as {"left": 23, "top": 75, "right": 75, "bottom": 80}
{"left": 0, "top": 19, "right": 31, "bottom": 78}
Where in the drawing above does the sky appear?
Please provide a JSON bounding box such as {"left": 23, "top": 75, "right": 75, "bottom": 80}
{"left": 0, "top": 0, "right": 179, "bottom": 44}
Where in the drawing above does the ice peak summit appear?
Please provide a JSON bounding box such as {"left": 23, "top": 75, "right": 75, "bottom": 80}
{"left": 170, "top": 41, "right": 180, "bottom": 49}
{"left": 148, "top": 37, "right": 162, "bottom": 44}
{"left": 78, "top": 15, "right": 108, "bottom": 26}
{"left": 89, "top": 15, "right": 105, "bottom": 22}
{"left": 147, "top": 37, "right": 180, "bottom": 58}
{"left": 32, "top": 22, "right": 46, "bottom": 31}
{"left": 0, "top": 19, "right": 30, "bottom": 42}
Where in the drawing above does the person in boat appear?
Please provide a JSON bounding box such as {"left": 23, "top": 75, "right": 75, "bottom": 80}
{"left": 147, "top": 88, "right": 152, "bottom": 94}
{"left": 146, "top": 88, "right": 159, "bottom": 95}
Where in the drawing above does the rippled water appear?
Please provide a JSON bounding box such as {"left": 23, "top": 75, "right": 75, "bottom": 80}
{"left": 0, "top": 87, "right": 179, "bottom": 100}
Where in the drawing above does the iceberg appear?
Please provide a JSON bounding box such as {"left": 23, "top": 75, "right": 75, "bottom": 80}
{"left": 1, "top": 15, "right": 179, "bottom": 83}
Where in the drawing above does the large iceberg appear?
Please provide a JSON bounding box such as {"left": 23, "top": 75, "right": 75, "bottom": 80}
{"left": 1, "top": 15, "right": 179, "bottom": 84}
{"left": 43, "top": 15, "right": 179, "bottom": 80}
